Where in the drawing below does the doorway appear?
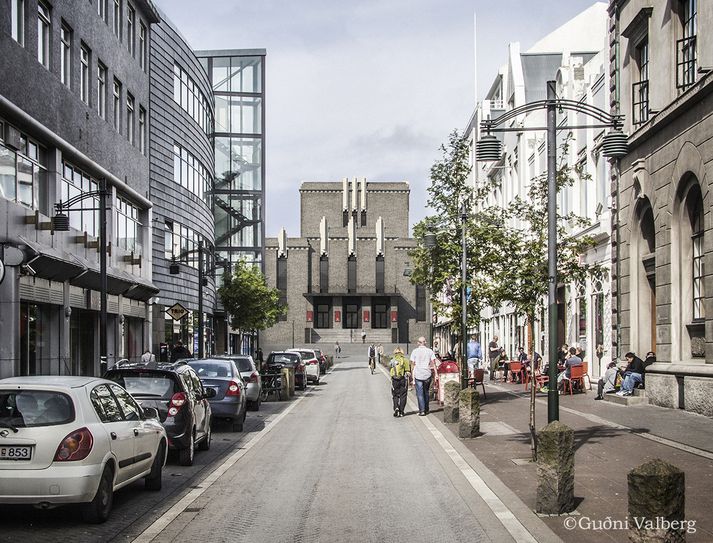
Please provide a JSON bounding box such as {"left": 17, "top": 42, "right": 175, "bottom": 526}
{"left": 343, "top": 297, "right": 361, "bottom": 329}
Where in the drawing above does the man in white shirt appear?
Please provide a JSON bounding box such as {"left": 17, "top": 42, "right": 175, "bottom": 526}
{"left": 409, "top": 336, "right": 438, "bottom": 416}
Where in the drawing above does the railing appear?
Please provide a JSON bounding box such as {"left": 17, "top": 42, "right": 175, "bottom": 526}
{"left": 632, "top": 80, "right": 649, "bottom": 126}
{"left": 676, "top": 36, "right": 697, "bottom": 90}
{"left": 484, "top": 99, "right": 505, "bottom": 110}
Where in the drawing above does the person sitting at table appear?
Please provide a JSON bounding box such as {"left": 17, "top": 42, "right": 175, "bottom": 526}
{"left": 557, "top": 347, "right": 583, "bottom": 389}
{"left": 595, "top": 361, "right": 618, "bottom": 400}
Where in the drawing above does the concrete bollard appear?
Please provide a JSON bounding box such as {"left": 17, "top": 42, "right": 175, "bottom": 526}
{"left": 536, "top": 420, "right": 575, "bottom": 514}
{"left": 280, "top": 367, "right": 294, "bottom": 400}
{"left": 628, "top": 459, "right": 686, "bottom": 543}
{"left": 443, "top": 381, "right": 461, "bottom": 423}
{"left": 458, "top": 388, "right": 480, "bottom": 438}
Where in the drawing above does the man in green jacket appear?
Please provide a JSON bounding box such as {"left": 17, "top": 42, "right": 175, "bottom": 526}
{"left": 389, "top": 347, "right": 411, "bottom": 417}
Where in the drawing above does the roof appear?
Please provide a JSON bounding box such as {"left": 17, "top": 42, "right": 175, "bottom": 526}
{"left": 526, "top": 3, "right": 607, "bottom": 54}
{"left": 0, "top": 376, "right": 104, "bottom": 388}
{"left": 299, "top": 181, "right": 410, "bottom": 191}
{"left": 195, "top": 48, "right": 267, "bottom": 58}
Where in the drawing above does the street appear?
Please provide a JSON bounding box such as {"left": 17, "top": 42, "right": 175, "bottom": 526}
{"left": 0, "top": 351, "right": 556, "bottom": 543}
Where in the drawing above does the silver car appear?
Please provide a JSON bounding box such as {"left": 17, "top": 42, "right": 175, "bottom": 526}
{"left": 217, "top": 356, "right": 262, "bottom": 411}
{"left": 0, "top": 376, "right": 167, "bottom": 523}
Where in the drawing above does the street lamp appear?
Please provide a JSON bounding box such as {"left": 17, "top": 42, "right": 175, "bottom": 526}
{"left": 53, "top": 178, "right": 109, "bottom": 375}
{"left": 475, "top": 80, "right": 628, "bottom": 422}
{"left": 423, "top": 231, "right": 437, "bottom": 350}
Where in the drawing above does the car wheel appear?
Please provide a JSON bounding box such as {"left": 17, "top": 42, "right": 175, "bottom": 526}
{"left": 198, "top": 424, "right": 211, "bottom": 451}
{"left": 178, "top": 431, "right": 195, "bottom": 466}
{"left": 145, "top": 441, "right": 165, "bottom": 491}
{"left": 81, "top": 465, "right": 113, "bottom": 524}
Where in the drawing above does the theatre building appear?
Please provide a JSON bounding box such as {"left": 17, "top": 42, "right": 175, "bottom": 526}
{"left": 261, "top": 179, "right": 429, "bottom": 352}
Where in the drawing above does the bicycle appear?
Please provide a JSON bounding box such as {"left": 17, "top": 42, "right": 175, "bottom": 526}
{"left": 368, "top": 356, "right": 376, "bottom": 374}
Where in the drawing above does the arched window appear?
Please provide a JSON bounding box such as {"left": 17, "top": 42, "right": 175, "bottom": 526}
{"left": 630, "top": 198, "right": 656, "bottom": 355}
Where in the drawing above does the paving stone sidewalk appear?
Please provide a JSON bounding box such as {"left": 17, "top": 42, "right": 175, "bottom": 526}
{"left": 432, "top": 380, "right": 713, "bottom": 543}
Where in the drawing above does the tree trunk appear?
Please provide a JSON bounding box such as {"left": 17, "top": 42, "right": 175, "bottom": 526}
{"left": 528, "top": 313, "right": 537, "bottom": 462}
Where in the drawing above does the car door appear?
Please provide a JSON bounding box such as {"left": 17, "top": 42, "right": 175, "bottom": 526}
{"left": 109, "top": 384, "right": 156, "bottom": 477}
{"left": 179, "top": 370, "right": 200, "bottom": 438}
{"left": 89, "top": 384, "right": 136, "bottom": 485}
{"left": 188, "top": 369, "right": 210, "bottom": 439}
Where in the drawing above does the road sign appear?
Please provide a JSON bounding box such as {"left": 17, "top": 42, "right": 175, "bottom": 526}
{"left": 166, "top": 302, "right": 189, "bottom": 321}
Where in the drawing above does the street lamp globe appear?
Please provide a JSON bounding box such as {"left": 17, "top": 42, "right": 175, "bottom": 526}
{"left": 52, "top": 210, "right": 70, "bottom": 232}
{"left": 475, "top": 134, "right": 503, "bottom": 162}
{"left": 601, "top": 128, "right": 629, "bottom": 158}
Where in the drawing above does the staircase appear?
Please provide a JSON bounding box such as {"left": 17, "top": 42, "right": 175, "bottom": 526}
{"left": 309, "top": 328, "right": 393, "bottom": 345}
{"left": 603, "top": 387, "right": 649, "bottom": 406}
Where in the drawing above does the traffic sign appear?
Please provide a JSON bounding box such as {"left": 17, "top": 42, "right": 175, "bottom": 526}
{"left": 166, "top": 302, "right": 189, "bottom": 321}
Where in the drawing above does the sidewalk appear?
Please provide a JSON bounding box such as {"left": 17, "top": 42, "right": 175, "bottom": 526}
{"left": 433, "top": 379, "right": 713, "bottom": 542}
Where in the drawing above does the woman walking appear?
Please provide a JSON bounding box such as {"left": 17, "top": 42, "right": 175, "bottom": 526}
{"left": 389, "top": 347, "right": 411, "bottom": 417}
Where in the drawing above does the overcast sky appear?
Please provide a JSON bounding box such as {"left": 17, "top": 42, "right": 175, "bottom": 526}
{"left": 154, "top": 0, "right": 602, "bottom": 237}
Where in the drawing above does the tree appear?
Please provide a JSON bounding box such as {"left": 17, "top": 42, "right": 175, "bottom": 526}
{"left": 218, "top": 260, "right": 287, "bottom": 338}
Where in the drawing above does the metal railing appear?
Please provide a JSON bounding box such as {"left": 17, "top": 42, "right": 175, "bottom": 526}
{"left": 632, "top": 80, "right": 649, "bottom": 126}
{"left": 676, "top": 36, "right": 697, "bottom": 90}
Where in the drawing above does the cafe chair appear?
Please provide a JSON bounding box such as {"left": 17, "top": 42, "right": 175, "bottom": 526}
{"left": 562, "top": 365, "right": 586, "bottom": 396}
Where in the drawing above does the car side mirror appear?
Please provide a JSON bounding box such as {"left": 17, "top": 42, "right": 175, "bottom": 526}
{"left": 203, "top": 387, "right": 217, "bottom": 399}
{"left": 143, "top": 407, "right": 159, "bottom": 419}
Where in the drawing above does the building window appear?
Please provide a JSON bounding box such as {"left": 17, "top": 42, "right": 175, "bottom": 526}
{"left": 165, "top": 221, "right": 201, "bottom": 268}
{"left": 632, "top": 38, "right": 649, "bottom": 126}
{"left": 60, "top": 23, "right": 71, "bottom": 88}
{"left": 97, "top": 0, "right": 107, "bottom": 23}
{"left": 116, "top": 196, "right": 140, "bottom": 252}
{"left": 126, "top": 93, "right": 134, "bottom": 144}
{"left": 138, "top": 106, "right": 146, "bottom": 154}
{"left": 139, "top": 22, "right": 147, "bottom": 71}
{"left": 173, "top": 63, "right": 213, "bottom": 135}
{"left": 0, "top": 134, "right": 47, "bottom": 212}
{"left": 416, "top": 285, "right": 427, "bottom": 322}
{"left": 113, "top": 78, "right": 121, "bottom": 133}
{"left": 37, "top": 1, "right": 51, "bottom": 69}
{"left": 690, "top": 190, "right": 704, "bottom": 320}
{"left": 126, "top": 4, "right": 135, "bottom": 55}
{"left": 347, "top": 255, "right": 357, "bottom": 293}
{"left": 113, "top": 0, "right": 121, "bottom": 40}
{"left": 61, "top": 162, "right": 98, "bottom": 235}
{"left": 172, "top": 143, "right": 210, "bottom": 201}
{"left": 277, "top": 256, "right": 288, "bottom": 321}
{"left": 375, "top": 255, "right": 384, "bottom": 294}
{"left": 80, "top": 44, "right": 90, "bottom": 104}
{"left": 677, "top": 0, "right": 697, "bottom": 90}
{"left": 319, "top": 255, "right": 329, "bottom": 293}
{"left": 11, "top": 0, "right": 25, "bottom": 46}
{"left": 97, "top": 61, "right": 107, "bottom": 118}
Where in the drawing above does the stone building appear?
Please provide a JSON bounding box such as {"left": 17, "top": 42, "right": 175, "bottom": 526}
{"left": 610, "top": 0, "right": 713, "bottom": 415}
{"left": 261, "top": 179, "right": 429, "bottom": 352}
{"left": 0, "top": 0, "right": 160, "bottom": 376}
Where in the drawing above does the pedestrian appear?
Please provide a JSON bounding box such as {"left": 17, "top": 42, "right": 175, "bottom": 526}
{"left": 389, "top": 347, "right": 410, "bottom": 417}
{"left": 616, "top": 352, "right": 646, "bottom": 396}
{"left": 335, "top": 341, "right": 342, "bottom": 358}
{"left": 171, "top": 341, "right": 191, "bottom": 363}
{"left": 367, "top": 343, "right": 377, "bottom": 373}
{"left": 361, "top": 328, "right": 367, "bottom": 344}
{"left": 488, "top": 335, "right": 501, "bottom": 381}
{"left": 554, "top": 346, "right": 583, "bottom": 390}
{"left": 377, "top": 343, "right": 384, "bottom": 366}
{"left": 466, "top": 335, "right": 482, "bottom": 379}
{"left": 256, "top": 347, "right": 264, "bottom": 372}
{"left": 642, "top": 351, "right": 656, "bottom": 387}
{"left": 409, "top": 336, "right": 438, "bottom": 416}
{"left": 595, "top": 361, "right": 618, "bottom": 400}
{"left": 140, "top": 348, "right": 156, "bottom": 368}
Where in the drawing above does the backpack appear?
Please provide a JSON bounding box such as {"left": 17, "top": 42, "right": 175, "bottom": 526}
{"left": 390, "top": 356, "right": 408, "bottom": 378}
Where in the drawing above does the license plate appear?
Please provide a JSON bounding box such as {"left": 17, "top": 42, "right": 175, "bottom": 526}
{"left": 0, "top": 446, "right": 32, "bottom": 460}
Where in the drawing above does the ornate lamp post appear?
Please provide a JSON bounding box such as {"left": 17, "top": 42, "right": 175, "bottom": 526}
{"left": 475, "top": 80, "right": 628, "bottom": 422}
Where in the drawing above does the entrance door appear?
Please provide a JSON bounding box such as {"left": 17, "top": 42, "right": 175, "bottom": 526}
{"left": 372, "top": 298, "right": 388, "bottom": 329}
{"left": 343, "top": 298, "right": 361, "bottom": 329}
{"left": 315, "top": 302, "right": 331, "bottom": 329}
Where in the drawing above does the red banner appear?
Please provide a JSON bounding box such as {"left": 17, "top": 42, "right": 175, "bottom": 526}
{"left": 391, "top": 310, "right": 398, "bottom": 323}
{"left": 363, "top": 310, "right": 370, "bottom": 322}
{"left": 306, "top": 311, "right": 313, "bottom": 322}
{"left": 334, "top": 310, "right": 341, "bottom": 323}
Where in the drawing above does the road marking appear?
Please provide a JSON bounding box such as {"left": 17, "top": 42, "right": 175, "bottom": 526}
{"left": 378, "top": 366, "right": 537, "bottom": 543}
{"left": 132, "top": 395, "right": 307, "bottom": 543}
{"left": 487, "top": 383, "right": 713, "bottom": 461}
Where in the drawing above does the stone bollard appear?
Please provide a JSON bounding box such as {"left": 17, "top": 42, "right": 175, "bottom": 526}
{"left": 628, "top": 459, "right": 686, "bottom": 543}
{"left": 536, "top": 420, "right": 575, "bottom": 514}
{"left": 443, "top": 381, "right": 461, "bottom": 423}
{"left": 280, "top": 367, "right": 293, "bottom": 400}
{"left": 458, "top": 388, "right": 480, "bottom": 438}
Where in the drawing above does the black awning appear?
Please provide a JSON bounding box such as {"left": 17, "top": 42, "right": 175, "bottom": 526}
{"left": 68, "top": 255, "right": 138, "bottom": 296}
{"left": 124, "top": 277, "right": 160, "bottom": 302}
{"left": 19, "top": 237, "right": 85, "bottom": 282}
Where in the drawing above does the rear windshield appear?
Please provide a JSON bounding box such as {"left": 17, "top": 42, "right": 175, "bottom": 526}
{"left": 295, "top": 351, "right": 314, "bottom": 359}
{"left": 268, "top": 354, "right": 298, "bottom": 365}
{"left": 105, "top": 371, "right": 179, "bottom": 399}
{"left": 231, "top": 358, "right": 253, "bottom": 373}
{"left": 190, "top": 360, "right": 235, "bottom": 378}
{"left": 0, "top": 390, "right": 75, "bottom": 428}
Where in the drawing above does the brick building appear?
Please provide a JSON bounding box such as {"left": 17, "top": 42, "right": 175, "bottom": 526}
{"left": 261, "top": 179, "right": 429, "bottom": 352}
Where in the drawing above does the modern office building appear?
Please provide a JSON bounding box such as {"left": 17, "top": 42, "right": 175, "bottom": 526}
{"left": 610, "top": 0, "right": 713, "bottom": 415}
{"left": 261, "top": 179, "right": 429, "bottom": 353}
{"left": 196, "top": 49, "right": 266, "bottom": 353}
{"left": 0, "top": 0, "right": 160, "bottom": 377}
{"left": 148, "top": 11, "right": 216, "bottom": 359}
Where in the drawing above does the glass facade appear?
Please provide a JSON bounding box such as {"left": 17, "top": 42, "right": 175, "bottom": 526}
{"left": 198, "top": 51, "right": 265, "bottom": 269}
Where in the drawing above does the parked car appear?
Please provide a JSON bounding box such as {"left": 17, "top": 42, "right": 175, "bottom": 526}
{"left": 265, "top": 352, "right": 307, "bottom": 390}
{"left": 188, "top": 358, "right": 248, "bottom": 430}
{"left": 287, "top": 349, "right": 321, "bottom": 384}
{"left": 313, "top": 349, "right": 328, "bottom": 374}
{"left": 104, "top": 362, "right": 214, "bottom": 466}
{"left": 0, "top": 376, "right": 167, "bottom": 523}
{"left": 215, "top": 355, "right": 262, "bottom": 411}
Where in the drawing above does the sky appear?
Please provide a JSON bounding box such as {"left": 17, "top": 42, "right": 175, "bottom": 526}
{"left": 154, "top": 0, "right": 603, "bottom": 238}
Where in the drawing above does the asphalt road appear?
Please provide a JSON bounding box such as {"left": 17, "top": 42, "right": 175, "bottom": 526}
{"left": 0, "top": 351, "right": 533, "bottom": 543}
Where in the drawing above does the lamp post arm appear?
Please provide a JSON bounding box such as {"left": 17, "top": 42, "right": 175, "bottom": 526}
{"left": 55, "top": 189, "right": 106, "bottom": 213}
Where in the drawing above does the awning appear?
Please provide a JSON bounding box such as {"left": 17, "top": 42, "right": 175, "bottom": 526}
{"left": 69, "top": 254, "right": 153, "bottom": 297}
{"left": 124, "top": 277, "right": 160, "bottom": 302}
{"left": 18, "top": 237, "right": 85, "bottom": 282}
{"left": 304, "top": 292, "right": 400, "bottom": 299}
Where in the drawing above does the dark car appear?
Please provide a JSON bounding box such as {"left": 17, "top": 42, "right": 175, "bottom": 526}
{"left": 265, "top": 352, "right": 307, "bottom": 391}
{"left": 188, "top": 359, "right": 248, "bottom": 431}
{"left": 104, "top": 362, "right": 215, "bottom": 466}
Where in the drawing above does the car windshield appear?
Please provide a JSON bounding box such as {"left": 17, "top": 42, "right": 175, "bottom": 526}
{"left": 231, "top": 358, "right": 253, "bottom": 373}
{"left": 268, "top": 354, "right": 298, "bottom": 365}
{"left": 190, "top": 360, "right": 234, "bottom": 378}
{"left": 295, "top": 351, "right": 314, "bottom": 359}
{"left": 105, "top": 371, "right": 178, "bottom": 399}
{"left": 0, "top": 390, "right": 75, "bottom": 428}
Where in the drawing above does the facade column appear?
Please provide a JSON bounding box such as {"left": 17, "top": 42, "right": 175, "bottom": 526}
{"left": 62, "top": 280, "right": 71, "bottom": 374}
{"left": 0, "top": 266, "right": 20, "bottom": 378}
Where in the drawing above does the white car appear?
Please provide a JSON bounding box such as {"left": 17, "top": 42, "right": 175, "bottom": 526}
{"left": 0, "top": 376, "right": 167, "bottom": 523}
{"left": 287, "top": 349, "right": 321, "bottom": 384}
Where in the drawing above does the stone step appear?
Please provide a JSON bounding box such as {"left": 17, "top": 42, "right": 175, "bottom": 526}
{"left": 602, "top": 393, "right": 649, "bottom": 406}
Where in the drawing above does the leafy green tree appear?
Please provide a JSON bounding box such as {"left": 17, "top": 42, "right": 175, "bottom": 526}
{"left": 218, "top": 260, "right": 287, "bottom": 339}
